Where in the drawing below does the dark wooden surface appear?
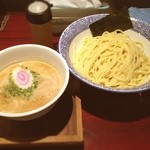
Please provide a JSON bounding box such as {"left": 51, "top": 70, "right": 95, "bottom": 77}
{"left": 0, "top": 12, "right": 150, "bottom": 150}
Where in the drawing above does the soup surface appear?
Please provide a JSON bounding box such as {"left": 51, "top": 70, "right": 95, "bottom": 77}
{"left": 0, "top": 60, "right": 62, "bottom": 113}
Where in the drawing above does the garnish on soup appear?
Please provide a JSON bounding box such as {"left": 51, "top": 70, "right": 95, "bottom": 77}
{"left": 4, "top": 67, "right": 39, "bottom": 97}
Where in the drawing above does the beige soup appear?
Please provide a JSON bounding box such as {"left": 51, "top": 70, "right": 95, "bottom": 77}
{"left": 0, "top": 60, "right": 62, "bottom": 113}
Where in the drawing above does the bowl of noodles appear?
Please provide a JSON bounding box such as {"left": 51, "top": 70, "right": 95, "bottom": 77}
{"left": 59, "top": 13, "right": 150, "bottom": 93}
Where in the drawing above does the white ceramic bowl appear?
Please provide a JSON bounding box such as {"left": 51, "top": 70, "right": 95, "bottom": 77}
{"left": 0, "top": 44, "right": 70, "bottom": 121}
{"left": 59, "top": 14, "right": 150, "bottom": 93}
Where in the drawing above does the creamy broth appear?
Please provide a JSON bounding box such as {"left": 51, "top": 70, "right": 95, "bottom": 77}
{"left": 0, "top": 61, "right": 62, "bottom": 113}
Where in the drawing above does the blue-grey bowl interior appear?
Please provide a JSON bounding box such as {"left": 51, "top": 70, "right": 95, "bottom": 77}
{"left": 59, "top": 14, "right": 150, "bottom": 93}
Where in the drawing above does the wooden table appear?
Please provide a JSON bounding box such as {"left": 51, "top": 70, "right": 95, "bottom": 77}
{"left": 0, "top": 12, "right": 150, "bottom": 150}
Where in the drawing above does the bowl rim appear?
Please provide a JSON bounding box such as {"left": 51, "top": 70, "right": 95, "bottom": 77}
{"left": 0, "top": 44, "right": 70, "bottom": 118}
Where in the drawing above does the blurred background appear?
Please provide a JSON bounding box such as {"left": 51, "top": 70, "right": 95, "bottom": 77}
{"left": 0, "top": 0, "right": 150, "bottom": 35}
{"left": 0, "top": 0, "right": 150, "bottom": 34}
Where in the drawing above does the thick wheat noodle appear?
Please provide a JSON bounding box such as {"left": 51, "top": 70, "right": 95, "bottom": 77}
{"left": 73, "top": 30, "right": 150, "bottom": 88}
